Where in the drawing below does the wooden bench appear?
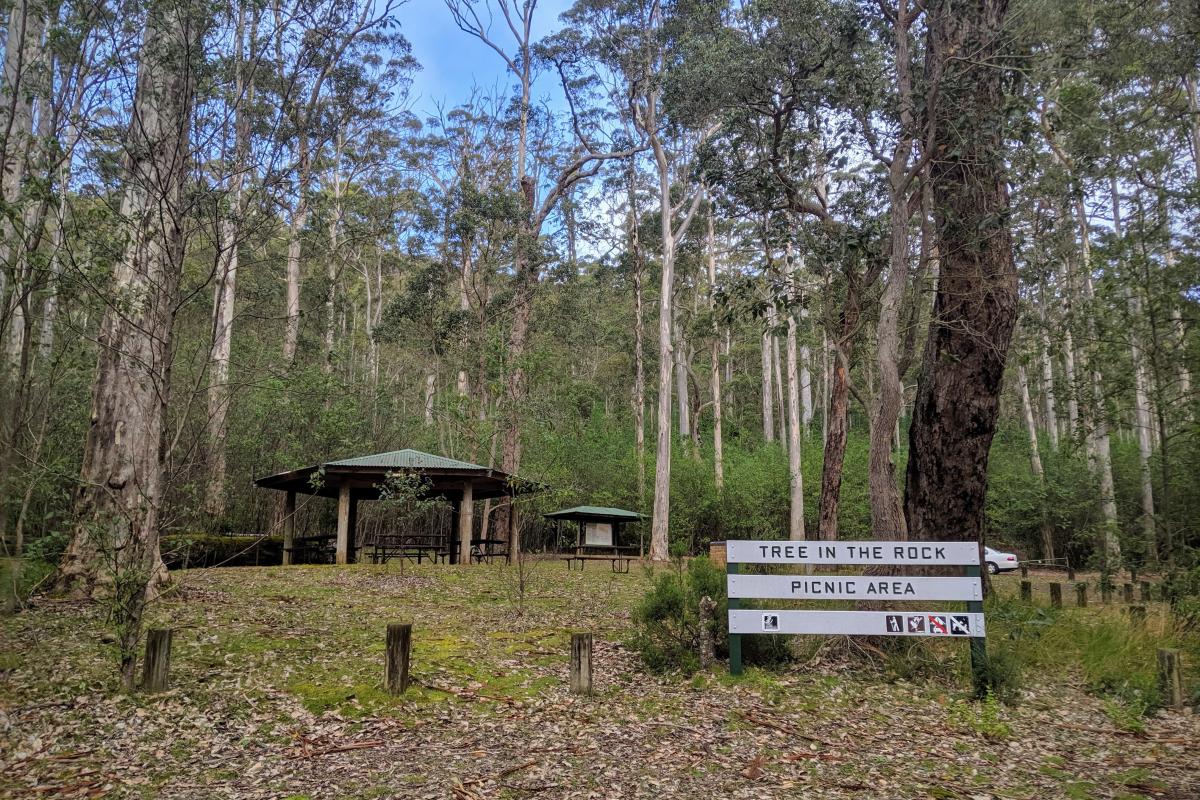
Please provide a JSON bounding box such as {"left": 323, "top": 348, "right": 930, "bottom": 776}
{"left": 562, "top": 553, "right": 633, "bottom": 573}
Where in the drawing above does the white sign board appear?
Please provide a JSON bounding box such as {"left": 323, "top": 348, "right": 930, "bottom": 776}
{"left": 727, "top": 574, "right": 981, "bottom": 601}
{"left": 730, "top": 609, "right": 986, "bottom": 638}
{"left": 726, "top": 540, "right": 979, "bottom": 566}
{"left": 584, "top": 521, "right": 613, "bottom": 547}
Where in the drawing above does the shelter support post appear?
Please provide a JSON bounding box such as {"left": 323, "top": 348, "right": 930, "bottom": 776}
{"left": 336, "top": 484, "right": 352, "bottom": 565}
{"left": 282, "top": 491, "right": 296, "bottom": 566}
{"left": 458, "top": 480, "right": 474, "bottom": 565}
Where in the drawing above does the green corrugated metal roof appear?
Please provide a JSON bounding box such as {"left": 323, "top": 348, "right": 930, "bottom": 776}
{"left": 543, "top": 505, "right": 642, "bottom": 520}
{"left": 326, "top": 449, "right": 490, "bottom": 472}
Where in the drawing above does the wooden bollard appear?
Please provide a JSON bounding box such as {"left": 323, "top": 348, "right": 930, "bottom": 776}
{"left": 1122, "top": 583, "right": 1133, "bottom": 604}
{"left": 1020, "top": 564, "right": 1028, "bottom": 578}
{"left": 141, "top": 628, "right": 173, "bottom": 693}
{"left": 1067, "top": 562, "right": 1076, "bottom": 581}
{"left": 1158, "top": 649, "right": 1183, "bottom": 708}
{"left": 570, "top": 632, "right": 593, "bottom": 695}
{"left": 1020, "top": 580, "right": 1032, "bottom": 602}
{"left": 1140, "top": 581, "right": 1151, "bottom": 602}
{"left": 385, "top": 623, "right": 411, "bottom": 695}
{"left": 1127, "top": 605, "right": 1146, "bottom": 627}
{"left": 1102, "top": 585, "right": 1113, "bottom": 605}
{"left": 1129, "top": 567, "right": 1138, "bottom": 584}
{"left": 1076, "top": 583, "right": 1088, "bottom": 607}
{"left": 1050, "top": 583, "right": 1062, "bottom": 608}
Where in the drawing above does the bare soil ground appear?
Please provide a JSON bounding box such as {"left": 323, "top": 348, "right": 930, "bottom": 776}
{"left": 1, "top": 562, "right": 1197, "bottom": 799}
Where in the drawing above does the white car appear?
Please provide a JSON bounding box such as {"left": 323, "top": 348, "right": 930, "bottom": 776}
{"left": 984, "top": 546, "right": 1019, "bottom": 574}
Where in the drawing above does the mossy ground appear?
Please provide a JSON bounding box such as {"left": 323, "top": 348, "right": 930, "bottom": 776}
{"left": 1, "top": 562, "right": 1197, "bottom": 799}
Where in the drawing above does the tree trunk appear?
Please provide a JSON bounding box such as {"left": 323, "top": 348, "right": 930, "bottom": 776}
{"left": 650, "top": 135, "right": 675, "bottom": 562}
{"left": 706, "top": 210, "right": 723, "bottom": 491}
{"left": 785, "top": 283, "right": 804, "bottom": 540}
{"left": 0, "top": 0, "right": 45, "bottom": 351}
{"left": 282, "top": 132, "right": 309, "bottom": 365}
{"left": 904, "top": 0, "right": 1019, "bottom": 547}
{"left": 771, "top": 315, "right": 786, "bottom": 445}
{"left": 204, "top": 5, "right": 254, "bottom": 518}
{"left": 818, "top": 308, "right": 856, "bottom": 540}
{"left": 869, "top": 14, "right": 917, "bottom": 540}
{"left": 424, "top": 370, "right": 436, "bottom": 426}
{"left": 1018, "top": 363, "right": 1055, "bottom": 561}
{"left": 1039, "top": 330, "right": 1059, "bottom": 448}
{"left": 1110, "top": 182, "right": 1155, "bottom": 561}
{"left": 633, "top": 244, "right": 647, "bottom": 507}
{"left": 674, "top": 306, "right": 690, "bottom": 443}
{"left": 761, "top": 323, "right": 775, "bottom": 442}
{"left": 55, "top": 0, "right": 201, "bottom": 689}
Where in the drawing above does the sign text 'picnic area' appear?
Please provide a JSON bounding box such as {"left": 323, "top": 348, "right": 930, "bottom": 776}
{"left": 725, "top": 539, "right": 987, "bottom": 677}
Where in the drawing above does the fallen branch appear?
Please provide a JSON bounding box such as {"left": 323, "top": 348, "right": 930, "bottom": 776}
{"left": 736, "top": 710, "right": 834, "bottom": 747}
{"left": 289, "top": 739, "right": 385, "bottom": 759}
{"left": 497, "top": 759, "right": 538, "bottom": 779}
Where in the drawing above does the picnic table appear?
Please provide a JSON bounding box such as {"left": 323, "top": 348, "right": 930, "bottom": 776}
{"left": 291, "top": 533, "right": 335, "bottom": 564}
{"left": 470, "top": 537, "right": 509, "bottom": 564}
{"left": 368, "top": 533, "right": 448, "bottom": 564}
{"left": 562, "top": 544, "right": 638, "bottom": 573}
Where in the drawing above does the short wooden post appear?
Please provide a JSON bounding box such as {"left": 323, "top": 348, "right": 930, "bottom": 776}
{"left": 1140, "top": 581, "right": 1151, "bottom": 602}
{"left": 1102, "top": 585, "right": 1113, "bottom": 605}
{"left": 386, "top": 623, "right": 411, "bottom": 695}
{"left": 1066, "top": 560, "right": 1076, "bottom": 581}
{"left": 1157, "top": 649, "right": 1183, "bottom": 708}
{"left": 570, "top": 632, "right": 593, "bottom": 695}
{"left": 1020, "top": 564, "right": 1028, "bottom": 578}
{"left": 1020, "top": 580, "right": 1032, "bottom": 602}
{"left": 1049, "top": 583, "right": 1062, "bottom": 608}
{"left": 1128, "top": 605, "right": 1146, "bottom": 627}
{"left": 1129, "top": 567, "right": 1138, "bottom": 584}
{"left": 698, "top": 596, "right": 716, "bottom": 668}
{"left": 141, "top": 629, "right": 173, "bottom": 693}
{"left": 1076, "top": 583, "right": 1087, "bottom": 607}
{"left": 1122, "top": 583, "right": 1133, "bottom": 604}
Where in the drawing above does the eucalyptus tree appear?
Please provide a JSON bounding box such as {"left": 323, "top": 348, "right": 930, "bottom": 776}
{"left": 271, "top": 0, "right": 406, "bottom": 366}
{"left": 902, "top": 0, "right": 1020, "bottom": 545}
{"left": 447, "top": 0, "right": 646, "bottom": 555}
{"left": 54, "top": 0, "right": 208, "bottom": 689}
{"left": 670, "top": 0, "right": 877, "bottom": 540}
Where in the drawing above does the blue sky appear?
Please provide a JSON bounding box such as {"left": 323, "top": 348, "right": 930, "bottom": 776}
{"left": 399, "top": 0, "right": 576, "bottom": 116}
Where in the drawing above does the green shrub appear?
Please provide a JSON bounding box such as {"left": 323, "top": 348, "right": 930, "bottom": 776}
{"left": 631, "top": 556, "right": 727, "bottom": 674}
{"left": 161, "top": 533, "right": 282, "bottom": 569}
{"left": 24, "top": 530, "right": 69, "bottom": 565}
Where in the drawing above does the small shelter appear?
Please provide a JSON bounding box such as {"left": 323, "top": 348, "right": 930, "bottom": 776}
{"left": 543, "top": 506, "right": 642, "bottom": 554}
{"left": 255, "top": 449, "right": 537, "bottom": 565}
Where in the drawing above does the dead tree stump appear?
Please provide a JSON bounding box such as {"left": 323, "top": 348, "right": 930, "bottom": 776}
{"left": 698, "top": 596, "right": 716, "bottom": 668}
{"left": 570, "top": 632, "right": 593, "bottom": 695}
{"left": 142, "top": 629, "right": 173, "bottom": 693}
{"left": 1158, "top": 649, "right": 1183, "bottom": 708}
{"left": 386, "top": 623, "right": 412, "bottom": 695}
